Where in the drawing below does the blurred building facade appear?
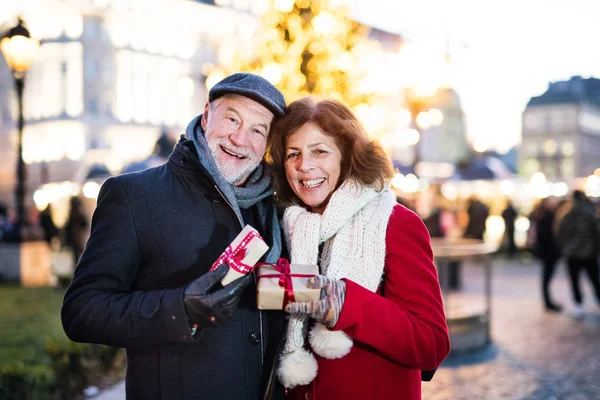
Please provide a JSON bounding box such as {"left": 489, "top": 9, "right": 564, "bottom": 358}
{"left": 390, "top": 87, "right": 469, "bottom": 179}
{"left": 0, "top": 0, "right": 261, "bottom": 210}
{"left": 521, "top": 75, "right": 600, "bottom": 181}
{"left": 418, "top": 88, "right": 469, "bottom": 165}
{"left": 367, "top": 28, "right": 469, "bottom": 177}
{"left": 0, "top": 0, "right": 472, "bottom": 216}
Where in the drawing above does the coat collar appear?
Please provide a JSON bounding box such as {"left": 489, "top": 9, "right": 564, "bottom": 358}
{"left": 167, "top": 135, "right": 207, "bottom": 174}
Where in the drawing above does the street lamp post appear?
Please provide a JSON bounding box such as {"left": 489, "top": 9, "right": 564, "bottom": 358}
{"left": 1, "top": 17, "right": 39, "bottom": 241}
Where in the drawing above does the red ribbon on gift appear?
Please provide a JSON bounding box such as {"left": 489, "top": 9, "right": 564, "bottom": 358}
{"left": 210, "top": 230, "right": 264, "bottom": 274}
{"left": 258, "top": 258, "right": 316, "bottom": 309}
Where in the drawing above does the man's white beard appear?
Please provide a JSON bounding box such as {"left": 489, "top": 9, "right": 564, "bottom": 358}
{"left": 208, "top": 138, "right": 261, "bottom": 186}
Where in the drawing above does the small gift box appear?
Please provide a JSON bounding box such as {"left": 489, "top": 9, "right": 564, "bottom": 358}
{"left": 256, "top": 259, "right": 321, "bottom": 310}
{"left": 210, "top": 225, "right": 269, "bottom": 286}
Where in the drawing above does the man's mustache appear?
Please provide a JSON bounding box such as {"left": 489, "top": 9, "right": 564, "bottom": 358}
{"left": 215, "top": 139, "right": 256, "bottom": 161}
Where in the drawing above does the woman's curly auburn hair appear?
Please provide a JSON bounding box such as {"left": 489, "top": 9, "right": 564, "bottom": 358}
{"left": 268, "top": 97, "right": 394, "bottom": 206}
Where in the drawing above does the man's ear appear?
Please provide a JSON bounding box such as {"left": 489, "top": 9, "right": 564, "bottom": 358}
{"left": 201, "top": 101, "right": 210, "bottom": 130}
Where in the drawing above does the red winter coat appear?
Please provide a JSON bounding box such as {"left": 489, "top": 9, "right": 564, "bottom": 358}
{"left": 288, "top": 204, "right": 450, "bottom": 400}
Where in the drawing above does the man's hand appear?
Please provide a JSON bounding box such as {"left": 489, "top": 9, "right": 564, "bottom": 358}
{"left": 285, "top": 276, "right": 346, "bottom": 328}
{"left": 183, "top": 264, "right": 252, "bottom": 328}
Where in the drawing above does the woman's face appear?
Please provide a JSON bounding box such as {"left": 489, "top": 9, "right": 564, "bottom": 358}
{"left": 284, "top": 123, "right": 342, "bottom": 214}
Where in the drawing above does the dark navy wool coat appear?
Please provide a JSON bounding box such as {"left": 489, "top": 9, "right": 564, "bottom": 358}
{"left": 62, "top": 137, "right": 286, "bottom": 400}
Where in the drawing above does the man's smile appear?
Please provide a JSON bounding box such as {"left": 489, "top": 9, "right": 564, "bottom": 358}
{"left": 220, "top": 145, "right": 248, "bottom": 160}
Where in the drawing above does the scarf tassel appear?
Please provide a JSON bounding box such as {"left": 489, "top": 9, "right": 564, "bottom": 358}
{"left": 278, "top": 348, "right": 318, "bottom": 389}
{"left": 309, "top": 323, "right": 353, "bottom": 359}
{"left": 278, "top": 324, "right": 354, "bottom": 389}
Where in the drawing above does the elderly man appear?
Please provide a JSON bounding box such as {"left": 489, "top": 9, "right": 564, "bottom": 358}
{"left": 62, "top": 73, "right": 287, "bottom": 400}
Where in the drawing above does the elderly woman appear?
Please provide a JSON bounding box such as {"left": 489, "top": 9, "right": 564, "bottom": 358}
{"left": 268, "top": 97, "right": 450, "bottom": 400}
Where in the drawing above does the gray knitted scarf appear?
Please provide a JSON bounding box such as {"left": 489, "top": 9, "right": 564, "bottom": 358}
{"left": 186, "top": 115, "right": 282, "bottom": 263}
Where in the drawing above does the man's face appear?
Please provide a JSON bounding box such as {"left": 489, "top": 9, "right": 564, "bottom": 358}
{"left": 201, "top": 94, "right": 274, "bottom": 186}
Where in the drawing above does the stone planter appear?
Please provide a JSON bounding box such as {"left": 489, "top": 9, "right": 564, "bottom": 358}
{"left": 0, "top": 241, "right": 52, "bottom": 286}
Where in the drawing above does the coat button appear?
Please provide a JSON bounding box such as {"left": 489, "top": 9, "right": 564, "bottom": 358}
{"left": 304, "top": 392, "right": 313, "bottom": 400}
{"left": 248, "top": 332, "right": 261, "bottom": 345}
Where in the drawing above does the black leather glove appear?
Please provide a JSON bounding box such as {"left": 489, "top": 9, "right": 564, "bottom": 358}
{"left": 183, "top": 264, "right": 253, "bottom": 328}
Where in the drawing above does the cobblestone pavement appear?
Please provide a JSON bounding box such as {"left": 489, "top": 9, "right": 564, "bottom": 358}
{"left": 88, "top": 255, "right": 600, "bottom": 400}
{"left": 422, "top": 255, "right": 600, "bottom": 400}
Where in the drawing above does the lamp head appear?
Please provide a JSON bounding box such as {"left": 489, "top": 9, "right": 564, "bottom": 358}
{"left": 5, "top": 18, "right": 31, "bottom": 39}
{"left": 1, "top": 18, "right": 39, "bottom": 73}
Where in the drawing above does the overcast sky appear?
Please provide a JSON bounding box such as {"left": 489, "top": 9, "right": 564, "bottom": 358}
{"left": 350, "top": 0, "right": 600, "bottom": 152}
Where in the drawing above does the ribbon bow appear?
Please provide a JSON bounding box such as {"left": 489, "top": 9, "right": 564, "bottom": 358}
{"left": 211, "top": 230, "right": 263, "bottom": 274}
{"left": 258, "top": 258, "right": 315, "bottom": 309}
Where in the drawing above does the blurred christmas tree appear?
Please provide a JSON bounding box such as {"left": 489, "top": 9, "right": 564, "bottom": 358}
{"left": 206, "top": 0, "right": 379, "bottom": 109}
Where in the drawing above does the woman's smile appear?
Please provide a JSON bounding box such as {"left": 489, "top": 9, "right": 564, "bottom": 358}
{"left": 300, "top": 178, "right": 326, "bottom": 188}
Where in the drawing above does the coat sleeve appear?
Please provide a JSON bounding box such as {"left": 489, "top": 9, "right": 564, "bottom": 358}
{"left": 332, "top": 205, "right": 450, "bottom": 370}
{"left": 61, "top": 177, "right": 193, "bottom": 348}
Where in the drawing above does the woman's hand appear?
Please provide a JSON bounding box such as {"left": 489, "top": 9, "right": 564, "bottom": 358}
{"left": 285, "top": 276, "right": 347, "bottom": 328}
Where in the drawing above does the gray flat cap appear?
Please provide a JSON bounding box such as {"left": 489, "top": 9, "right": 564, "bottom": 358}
{"left": 209, "top": 73, "right": 286, "bottom": 118}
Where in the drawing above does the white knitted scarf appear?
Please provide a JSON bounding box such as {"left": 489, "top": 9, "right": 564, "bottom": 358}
{"left": 277, "top": 180, "right": 397, "bottom": 388}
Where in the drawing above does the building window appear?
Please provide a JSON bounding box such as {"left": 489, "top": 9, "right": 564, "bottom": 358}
{"left": 523, "top": 158, "right": 540, "bottom": 176}
{"left": 544, "top": 164, "right": 557, "bottom": 179}
{"left": 524, "top": 113, "right": 539, "bottom": 132}
{"left": 523, "top": 141, "right": 538, "bottom": 156}
{"left": 83, "top": 18, "right": 97, "bottom": 39}
{"left": 578, "top": 109, "right": 600, "bottom": 134}
{"left": 564, "top": 109, "right": 577, "bottom": 128}
{"left": 114, "top": 50, "right": 133, "bottom": 122}
{"left": 543, "top": 139, "right": 557, "bottom": 156}
{"left": 561, "top": 141, "right": 575, "bottom": 157}
{"left": 64, "top": 15, "right": 84, "bottom": 39}
{"left": 551, "top": 111, "right": 563, "bottom": 131}
{"left": 87, "top": 99, "right": 98, "bottom": 114}
{"left": 561, "top": 159, "right": 575, "bottom": 178}
{"left": 101, "top": 59, "right": 113, "bottom": 85}
{"left": 2, "top": 107, "right": 10, "bottom": 124}
{"left": 544, "top": 114, "right": 552, "bottom": 131}
{"left": 85, "top": 59, "right": 98, "bottom": 80}
{"left": 65, "top": 43, "right": 84, "bottom": 117}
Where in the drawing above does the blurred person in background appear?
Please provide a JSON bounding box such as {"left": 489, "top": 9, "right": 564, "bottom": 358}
{"left": 39, "top": 203, "right": 59, "bottom": 247}
{"left": 423, "top": 191, "right": 457, "bottom": 240}
{"left": 0, "top": 202, "right": 7, "bottom": 240}
{"left": 62, "top": 73, "right": 288, "bottom": 400}
{"left": 65, "top": 196, "right": 88, "bottom": 266}
{"left": 423, "top": 192, "right": 446, "bottom": 239}
{"left": 501, "top": 200, "right": 518, "bottom": 256}
{"left": 557, "top": 190, "right": 600, "bottom": 317}
{"left": 269, "top": 97, "right": 450, "bottom": 400}
{"left": 446, "top": 196, "right": 489, "bottom": 291}
{"left": 464, "top": 196, "right": 490, "bottom": 241}
{"left": 396, "top": 195, "right": 416, "bottom": 212}
{"left": 526, "top": 199, "right": 543, "bottom": 254}
{"left": 532, "top": 198, "right": 562, "bottom": 312}
{"left": 121, "top": 130, "right": 177, "bottom": 174}
{"left": 552, "top": 197, "right": 572, "bottom": 237}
